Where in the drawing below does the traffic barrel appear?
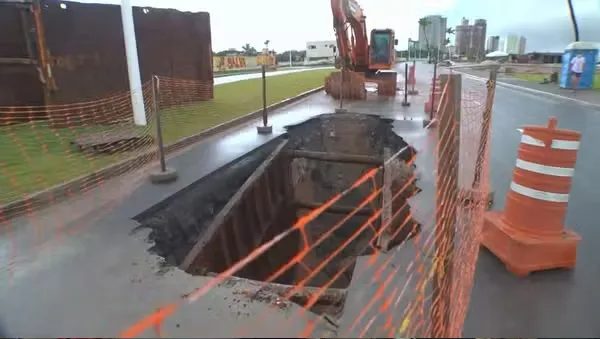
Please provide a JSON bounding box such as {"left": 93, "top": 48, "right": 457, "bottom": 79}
{"left": 481, "top": 117, "right": 581, "bottom": 276}
{"left": 407, "top": 63, "right": 418, "bottom": 95}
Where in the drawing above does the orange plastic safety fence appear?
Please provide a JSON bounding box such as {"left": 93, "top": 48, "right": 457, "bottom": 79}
{"left": 0, "top": 69, "right": 493, "bottom": 337}
{"left": 0, "top": 76, "right": 211, "bottom": 288}
{"left": 114, "top": 72, "right": 494, "bottom": 338}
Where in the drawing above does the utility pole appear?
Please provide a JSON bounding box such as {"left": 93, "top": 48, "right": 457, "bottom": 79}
{"left": 121, "top": 0, "right": 146, "bottom": 126}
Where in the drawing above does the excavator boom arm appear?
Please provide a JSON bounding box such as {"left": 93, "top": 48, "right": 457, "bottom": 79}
{"left": 330, "top": 0, "right": 369, "bottom": 71}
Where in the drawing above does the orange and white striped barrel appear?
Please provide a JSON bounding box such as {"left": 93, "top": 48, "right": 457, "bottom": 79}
{"left": 502, "top": 117, "right": 581, "bottom": 236}
{"left": 408, "top": 64, "right": 416, "bottom": 86}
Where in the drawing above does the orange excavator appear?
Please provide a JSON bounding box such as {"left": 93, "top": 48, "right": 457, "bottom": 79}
{"left": 325, "top": 0, "right": 399, "bottom": 100}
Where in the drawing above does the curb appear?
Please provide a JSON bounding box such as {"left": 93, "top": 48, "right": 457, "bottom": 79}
{"left": 0, "top": 86, "right": 325, "bottom": 221}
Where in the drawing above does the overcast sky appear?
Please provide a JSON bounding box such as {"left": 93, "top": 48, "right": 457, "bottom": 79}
{"left": 72, "top": 0, "right": 600, "bottom": 53}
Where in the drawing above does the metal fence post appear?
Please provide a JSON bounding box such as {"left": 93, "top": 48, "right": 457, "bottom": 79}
{"left": 335, "top": 62, "right": 347, "bottom": 113}
{"left": 149, "top": 75, "right": 178, "bottom": 184}
{"left": 429, "top": 61, "right": 438, "bottom": 122}
{"left": 402, "top": 63, "right": 410, "bottom": 106}
{"left": 257, "top": 64, "right": 273, "bottom": 134}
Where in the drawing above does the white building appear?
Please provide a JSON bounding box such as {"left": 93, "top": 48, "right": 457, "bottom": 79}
{"left": 305, "top": 40, "right": 337, "bottom": 65}
{"left": 418, "top": 15, "right": 447, "bottom": 51}
{"left": 499, "top": 34, "right": 526, "bottom": 54}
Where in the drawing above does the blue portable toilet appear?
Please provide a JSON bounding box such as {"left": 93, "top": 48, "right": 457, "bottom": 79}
{"left": 560, "top": 41, "right": 598, "bottom": 89}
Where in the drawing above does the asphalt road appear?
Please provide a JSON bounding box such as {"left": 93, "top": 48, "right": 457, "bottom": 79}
{"left": 461, "top": 72, "right": 600, "bottom": 337}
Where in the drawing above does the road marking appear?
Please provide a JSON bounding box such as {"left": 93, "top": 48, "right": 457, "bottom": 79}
{"left": 458, "top": 72, "right": 600, "bottom": 109}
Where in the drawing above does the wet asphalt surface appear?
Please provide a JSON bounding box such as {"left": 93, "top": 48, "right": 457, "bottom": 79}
{"left": 461, "top": 73, "right": 600, "bottom": 337}
{"left": 0, "top": 62, "right": 599, "bottom": 337}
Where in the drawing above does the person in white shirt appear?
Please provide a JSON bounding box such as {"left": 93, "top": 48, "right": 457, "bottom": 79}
{"left": 570, "top": 54, "right": 585, "bottom": 92}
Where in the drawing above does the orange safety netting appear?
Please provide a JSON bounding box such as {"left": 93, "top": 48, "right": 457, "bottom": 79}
{"left": 117, "top": 72, "right": 493, "bottom": 338}
{"left": 0, "top": 70, "right": 495, "bottom": 338}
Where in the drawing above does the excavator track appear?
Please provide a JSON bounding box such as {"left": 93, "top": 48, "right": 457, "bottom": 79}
{"left": 365, "top": 72, "right": 398, "bottom": 97}
{"left": 324, "top": 70, "right": 398, "bottom": 100}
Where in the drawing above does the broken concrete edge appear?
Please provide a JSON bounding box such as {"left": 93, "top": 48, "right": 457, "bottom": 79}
{"left": 206, "top": 273, "right": 347, "bottom": 308}
{"left": 0, "top": 86, "right": 325, "bottom": 221}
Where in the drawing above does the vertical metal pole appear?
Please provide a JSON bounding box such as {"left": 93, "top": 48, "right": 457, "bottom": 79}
{"left": 431, "top": 73, "right": 461, "bottom": 338}
{"left": 152, "top": 76, "right": 166, "bottom": 173}
{"left": 121, "top": 0, "right": 146, "bottom": 126}
{"left": 262, "top": 64, "right": 267, "bottom": 127}
{"left": 402, "top": 63, "right": 410, "bottom": 106}
{"left": 379, "top": 147, "right": 392, "bottom": 250}
{"left": 339, "top": 68, "right": 344, "bottom": 110}
{"left": 430, "top": 61, "right": 438, "bottom": 120}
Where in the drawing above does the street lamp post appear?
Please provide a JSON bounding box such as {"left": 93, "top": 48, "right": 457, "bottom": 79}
{"left": 120, "top": 0, "right": 146, "bottom": 126}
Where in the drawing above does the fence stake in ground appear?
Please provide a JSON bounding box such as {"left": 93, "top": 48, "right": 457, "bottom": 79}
{"left": 257, "top": 64, "right": 273, "bottom": 134}
{"left": 429, "top": 61, "right": 438, "bottom": 122}
{"left": 335, "top": 63, "right": 347, "bottom": 113}
{"left": 465, "top": 66, "right": 499, "bottom": 208}
{"left": 431, "top": 73, "right": 461, "bottom": 337}
{"left": 149, "top": 75, "right": 178, "bottom": 184}
{"left": 402, "top": 63, "right": 410, "bottom": 107}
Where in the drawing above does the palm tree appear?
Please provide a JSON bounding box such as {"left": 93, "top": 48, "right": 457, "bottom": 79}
{"left": 567, "top": 0, "right": 579, "bottom": 41}
{"left": 418, "top": 18, "right": 431, "bottom": 62}
{"left": 241, "top": 43, "right": 258, "bottom": 56}
{"left": 444, "top": 27, "right": 455, "bottom": 59}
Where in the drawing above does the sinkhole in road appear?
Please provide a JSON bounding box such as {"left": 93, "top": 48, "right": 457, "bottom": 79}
{"left": 134, "top": 113, "right": 421, "bottom": 315}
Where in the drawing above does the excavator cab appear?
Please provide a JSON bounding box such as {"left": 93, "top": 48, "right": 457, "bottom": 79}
{"left": 369, "top": 29, "right": 397, "bottom": 70}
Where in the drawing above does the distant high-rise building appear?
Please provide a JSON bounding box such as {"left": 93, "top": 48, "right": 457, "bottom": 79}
{"left": 471, "top": 19, "right": 487, "bottom": 59}
{"left": 454, "top": 17, "right": 487, "bottom": 59}
{"left": 518, "top": 36, "right": 527, "bottom": 54}
{"left": 417, "top": 15, "right": 448, "bottom": 52}
{"left": 455, "top": 17, "right": 471, "bottom": 57}
{"left": 500, "top": 34, "right": 527, "bottom": 54}
{"left": 487, "top": 36, "right": 500, "bottom": 52}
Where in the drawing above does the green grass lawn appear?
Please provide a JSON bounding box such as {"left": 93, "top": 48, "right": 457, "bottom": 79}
{"left": 512, "top": 73, "right": 599, "bottom": 89}
{"left": 0, "top": 68, "right": 332, "bottom": 204}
